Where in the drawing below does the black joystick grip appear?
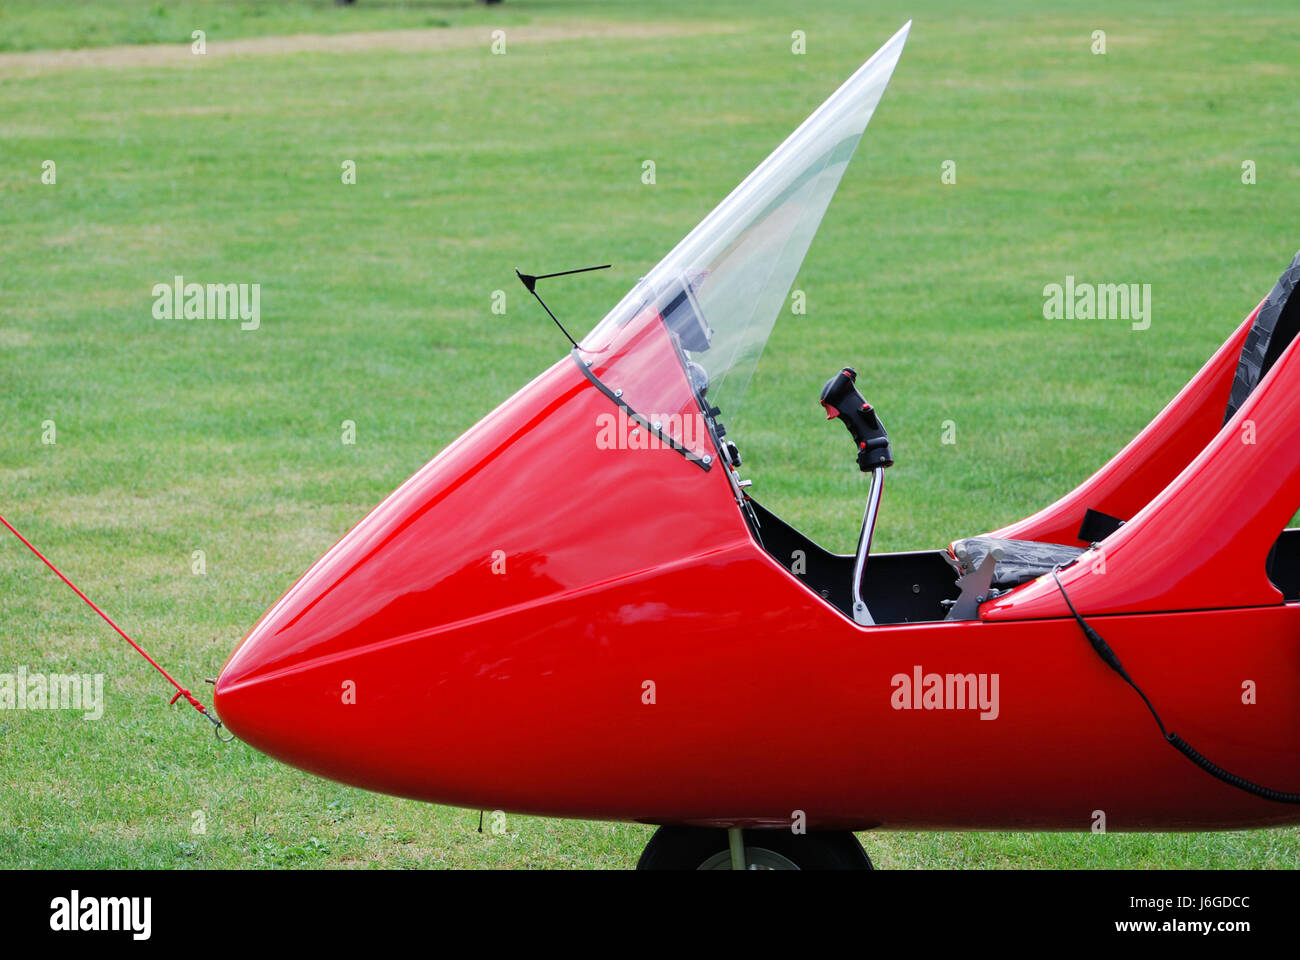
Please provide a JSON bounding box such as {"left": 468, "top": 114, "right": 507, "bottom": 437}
{"left": 820, "top": 367, "right": 894, "bottom": 472}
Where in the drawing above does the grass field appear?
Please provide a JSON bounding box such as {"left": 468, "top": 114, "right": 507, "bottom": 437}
{"left": 2, "top": 0, "right": 1299, "bottom": 868}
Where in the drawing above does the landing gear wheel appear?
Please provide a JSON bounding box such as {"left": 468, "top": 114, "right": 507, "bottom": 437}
{"left": 636, "top": 827, "right": 873, "bottom": 870}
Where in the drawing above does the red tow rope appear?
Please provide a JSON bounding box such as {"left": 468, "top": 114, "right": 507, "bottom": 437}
{"left": 0, "top": 512, "right": 232, "bottom": 741}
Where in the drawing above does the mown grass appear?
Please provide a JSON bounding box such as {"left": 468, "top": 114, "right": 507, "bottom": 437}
{"left": 1, "top": 0, "right": 1298, "bottom": 868}
{"left": 0, "top": 0, "right": 515, "bottom": 53}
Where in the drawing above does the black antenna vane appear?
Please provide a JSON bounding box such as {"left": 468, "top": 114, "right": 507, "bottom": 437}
{"left": 515, "top": 263, "right": 611, "bottom": 349}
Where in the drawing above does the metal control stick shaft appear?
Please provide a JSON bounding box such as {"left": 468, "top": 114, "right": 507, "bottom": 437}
{"left": 852, "top": 467, "right": 884, "bottom": 625}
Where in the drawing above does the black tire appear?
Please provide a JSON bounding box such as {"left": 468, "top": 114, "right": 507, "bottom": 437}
{"left": 636, "top": 826, "right": 873, "bottom": 870}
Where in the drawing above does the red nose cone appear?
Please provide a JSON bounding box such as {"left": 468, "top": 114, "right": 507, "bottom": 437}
{"left": 214, "top": 353, "right": 746, "bottom": 807}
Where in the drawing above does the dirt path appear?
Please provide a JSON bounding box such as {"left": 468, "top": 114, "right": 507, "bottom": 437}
{"left": 0, "top": 21, "right": 737, "bottom": 78}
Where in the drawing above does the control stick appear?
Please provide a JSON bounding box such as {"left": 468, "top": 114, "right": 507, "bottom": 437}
{"left": 820, "top": 367, "right": 893, "bottom": 626}
{"left": 820, "top": 367, "right": 893, "bottom": 471}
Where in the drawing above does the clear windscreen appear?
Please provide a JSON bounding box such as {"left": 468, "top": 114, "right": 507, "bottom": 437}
{"left": 578, "top": 23, "right": 910, "bottom": 449}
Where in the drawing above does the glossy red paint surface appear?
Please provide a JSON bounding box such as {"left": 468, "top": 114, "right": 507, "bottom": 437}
{"left": 579, "top": 306, "right": 714, "bottom": 458}
{"left": 216, "top": 306, "right": 1300, "bottom": 832}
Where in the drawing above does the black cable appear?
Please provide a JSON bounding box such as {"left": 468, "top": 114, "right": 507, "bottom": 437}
{"left": 1052, "top": 566, "right": 1300, "bottom": 804}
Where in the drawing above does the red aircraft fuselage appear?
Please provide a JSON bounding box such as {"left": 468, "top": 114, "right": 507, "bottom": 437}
{"left": 214, "top": 300, "right": 1300, "bottom": 833}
